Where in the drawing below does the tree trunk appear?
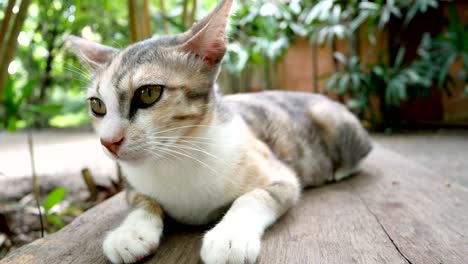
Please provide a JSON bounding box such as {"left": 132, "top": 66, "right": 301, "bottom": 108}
{"left": 158, "top": 0, "right": 170, "bottom": 34}
{"left": 0, "top": 0, "right": 16, "bottom": 55}
{"left": 181, "top": 0, "right": 189, "bottom": 29}
{"left": 37, "top": 28, "right": 58, "bottom": 104}
{"left": 143, "top": 0, "right": 152, "bottom": 37}
{"left": 189, "top": 0, "right": 197, "bottom": 26}
{"left": 128, "top": 0, "right": 140, "bottom": 42}
{"left": 0, "top": 0, "right": 31, "bottom": 99}
{"left": 128, "top": 0, "right": 153, "bottom": 42}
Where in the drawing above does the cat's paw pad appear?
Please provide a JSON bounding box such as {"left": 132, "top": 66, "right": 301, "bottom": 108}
{"left": 103, "top": 215, "right": 162, "bottom": 263}
{"left": 200, "top": 225, "right": 261, "bottom": 264}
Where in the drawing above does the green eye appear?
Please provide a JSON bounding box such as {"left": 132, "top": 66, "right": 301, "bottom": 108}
{"left": 89, "top": 98, "right": 106, "bottom": 116}
{"left": 135, "top": 85, "right": 164, "bottom": 108}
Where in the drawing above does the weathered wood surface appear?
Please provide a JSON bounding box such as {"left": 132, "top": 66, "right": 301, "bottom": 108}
{"left": 2, "top": 145, "right": 468, "bottom": 264}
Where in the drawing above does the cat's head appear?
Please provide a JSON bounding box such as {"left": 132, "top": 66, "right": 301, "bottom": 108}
{"left": 67, "top": 0, "right": 233, "bottom": 162}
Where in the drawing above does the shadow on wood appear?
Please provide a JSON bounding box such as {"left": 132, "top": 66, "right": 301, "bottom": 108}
{"left": 2, "top": 146, "right": 468, "bottom": 264}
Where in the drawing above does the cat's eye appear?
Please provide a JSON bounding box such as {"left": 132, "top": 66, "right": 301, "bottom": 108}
{"left": 89, "top": 98, "right": 106, "bottom": 117}
{"left": 134, "top": 85, "right": 164, "bottom": 108}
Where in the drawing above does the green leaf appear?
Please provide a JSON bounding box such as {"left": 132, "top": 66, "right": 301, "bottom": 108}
{"left": 16, "top": 80, "right": 37, "bottom": 108}
{"left": 4, "top": 76, "right": 15, "bottom": 105}
{"left": 325, "top": 73, "right": 340, "bottom": 90}
{"left": 338, "top": 74, "right": 350, "bottom": 93}
{"left": 49, "top": 111, "right": 89, "bottom": 128}
{"left": 24, "top": 104, "right": 63, "bottom": 114}
{"left": 393, "top": 48, "right": 406, "bottom": 69}
{"left": 334, "top": 52, "right": 346, "bottom": 64}
{"left": 317, "top": 28, "right": 328, "bottom": 46}
{"left": 437, "top": 54, "right": 456, "bottom": 87}
{"left": 47, "top": 213, "right": 65, "bottom": 229}
{"left": 43, "top": 187, "right": 67, "bottom": 213}
{"left": 351, "top": 74, "right": 360, "bottom": 91}
{"left": 289, "top": 23, "right": 308, "bottom": 37}
{"left": 6, "top": 116, "right": 17, "bottom": 132}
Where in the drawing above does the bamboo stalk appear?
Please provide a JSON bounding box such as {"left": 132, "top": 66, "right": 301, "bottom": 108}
{"left": 28, "top": 130, "right": 44, "bottom": 238}
{"left": 159, "top": 0, "right": 170, "bottom": 34}
{"left": 181, "top": 0, "right": 189, "bottom": 29}
{"left": 128, "top": 0, "right": 138, "bottom": 42}
{"left": 0, "top": 0, "right": 31, "bottom": 99}
{"left": 81, "top": 168, "right": 98, "bottom": 200}
{"left": 189, "top": 0, "right": 197, "bottom": 26}
{"left": 143, "top": 0, "right": 152, "bottom": 38}
{"left": 0, "top": 0, "right": 16, "bottom": 59}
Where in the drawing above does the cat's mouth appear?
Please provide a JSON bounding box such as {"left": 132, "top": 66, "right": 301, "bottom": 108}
{"left": 102, "top": 147, "right": 141, "bottom": 162}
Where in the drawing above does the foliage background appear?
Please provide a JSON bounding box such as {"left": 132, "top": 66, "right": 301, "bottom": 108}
{"left": 0, "top": 0, "right": 467, "bottom": 131}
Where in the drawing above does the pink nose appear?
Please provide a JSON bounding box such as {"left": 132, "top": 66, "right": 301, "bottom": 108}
{"left": 100, "top": 136, "right": 124, "bottom": 155}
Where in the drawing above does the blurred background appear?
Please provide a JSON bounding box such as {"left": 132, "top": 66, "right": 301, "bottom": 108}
{"left": 0, "top": 0, "right": 467, "bottom": 259}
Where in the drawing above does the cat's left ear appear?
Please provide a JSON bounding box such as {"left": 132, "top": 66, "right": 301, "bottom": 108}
{"left": 178, "top": 0, "right": 233, "bottom": 65}
{"left": 66, "top": 35, "right": 118, "bottom": 70}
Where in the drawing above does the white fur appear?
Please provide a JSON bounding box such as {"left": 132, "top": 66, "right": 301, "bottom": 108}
{"left": 103, "top": 208, "right": 163, "bottom": 263}
{"left": 201, "top": 193, "right": 276, "bottom": 264}
{"left": 87, "top": 72, "right": 127, "bottom": 143}
{"left": 121, "top": 115, "right": 246, "bottom": 225}
{"left": 334, "top": 162, "right": 362, "bottom": 181}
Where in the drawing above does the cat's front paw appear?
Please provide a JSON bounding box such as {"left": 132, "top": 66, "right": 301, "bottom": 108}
{"left": 103, "top": 209, "right": 163, "bottom": 263}
{"left": 200, "top": 223, "right": 261, "bottom": 264}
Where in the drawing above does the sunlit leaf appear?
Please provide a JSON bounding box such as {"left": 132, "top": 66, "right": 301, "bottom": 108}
{"left": 43, "top": 187, "right": 67, "bottom": 213}
{"left": 49, "top": 111, "right": 88, "bottom": 128}
{"left": 47, "top": 213, "right": 65, "bottom": 229}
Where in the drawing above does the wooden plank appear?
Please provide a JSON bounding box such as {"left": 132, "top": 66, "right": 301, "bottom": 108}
{"left": 260, "top": 181, "right": 407, "bottom": 264}
{"left": 2, "top": 146, "right": 468, "bottom": 264}
{"left": 351, "top": 145, "right": 468, "bottom": 264}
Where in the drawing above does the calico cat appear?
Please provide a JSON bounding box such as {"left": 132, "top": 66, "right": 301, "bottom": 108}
{"left": 67, "top": 0, "right": 372, "bottom": 263}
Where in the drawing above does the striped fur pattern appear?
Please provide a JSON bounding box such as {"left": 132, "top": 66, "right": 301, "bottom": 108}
{"left": 67, "top": 0, "right": 372, "bottom": 263}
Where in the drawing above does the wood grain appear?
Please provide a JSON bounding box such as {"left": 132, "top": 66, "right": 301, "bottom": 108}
{"left": 2, "top": 145, "right": 468, "bottom": 264}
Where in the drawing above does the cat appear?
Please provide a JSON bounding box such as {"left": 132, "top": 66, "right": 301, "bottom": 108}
{"left": 66, "top": 0, "right": 372, "bottom": 263}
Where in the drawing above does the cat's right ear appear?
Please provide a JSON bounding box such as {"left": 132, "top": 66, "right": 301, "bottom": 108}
{"left": 66, "top": 35, "right": 118, "bottom": 70}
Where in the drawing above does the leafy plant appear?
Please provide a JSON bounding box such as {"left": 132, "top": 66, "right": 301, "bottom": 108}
{"left": 1, "top": 75, "right": 62, "bottom": 131}
{"left": 1, "top": 76, "right": 36, "bottom": 131}
{"left": 43, "top": 187, "right": 67, "bottom": 230}
{"left": 428, "top": 3, "right": 468, "bottom": 92}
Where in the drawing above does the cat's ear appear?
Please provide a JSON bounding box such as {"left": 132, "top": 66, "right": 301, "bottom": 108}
{"left": 66, "top": 35, "right": 118, "bottom": 70}
{"left": 178, "top": 0, "right": 233, "bottom": 65}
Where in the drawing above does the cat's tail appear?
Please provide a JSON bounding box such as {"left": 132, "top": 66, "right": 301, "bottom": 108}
{"left": 309, "top": 100, "right": 373, "bottom": 181}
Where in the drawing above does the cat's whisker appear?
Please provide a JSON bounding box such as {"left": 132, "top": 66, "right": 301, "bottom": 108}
{"left": 64, "top": 64, "right": 91, "bottom": 81}
{"left": 151, "top": 124, "right": 228, "bottom": 136}
{"left": 147, "top": 135, "right": 230, "bottom": 143}
{"left": 159, "top": 142, "right": 228, "bottom": 165}
{"left": 146, "top": 136, "right": 239, "bottom": 150}
{"left": 178, "top": 139, "right": 238, "bottom": 150}
{"left": 142, "top": 146, "right": 179, "bottom": 164}
{"left": 148, "top": 137, "right": 222, "bottom": 146}
{"left": 155, "top": 145, "right": 221, "bottom": 175}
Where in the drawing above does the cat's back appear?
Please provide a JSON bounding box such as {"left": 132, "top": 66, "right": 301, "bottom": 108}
{"left": 223, "top": 91, "right": 372, "bottom": 186}
{"left": 223, "top": 90, "right": 332, "bottom": 142}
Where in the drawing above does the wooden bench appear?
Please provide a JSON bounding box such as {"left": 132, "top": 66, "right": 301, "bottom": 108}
{"left": 2, "top": 145, "right": 467, "bottom": 263}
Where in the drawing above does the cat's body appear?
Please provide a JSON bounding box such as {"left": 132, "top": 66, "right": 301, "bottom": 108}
{"left": 67, "top": 0, "right": 372, "bottom": 263}
{"left": 123, "top": 91, "right": 371, "bottom": 225}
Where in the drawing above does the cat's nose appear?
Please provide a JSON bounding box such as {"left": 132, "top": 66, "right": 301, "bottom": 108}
{"left": 100, "top": 135, "right": 125, "bottom": 155}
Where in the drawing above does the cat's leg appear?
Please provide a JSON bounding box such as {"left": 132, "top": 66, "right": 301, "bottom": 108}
{"left": 201, "top": 173, "right": 300, "bottom": 264}
{"left": 103, "top": 189, "right": 164, "bottom": 263}
{"left": 309, "top": 100, "right": 372, "bottom": 182}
